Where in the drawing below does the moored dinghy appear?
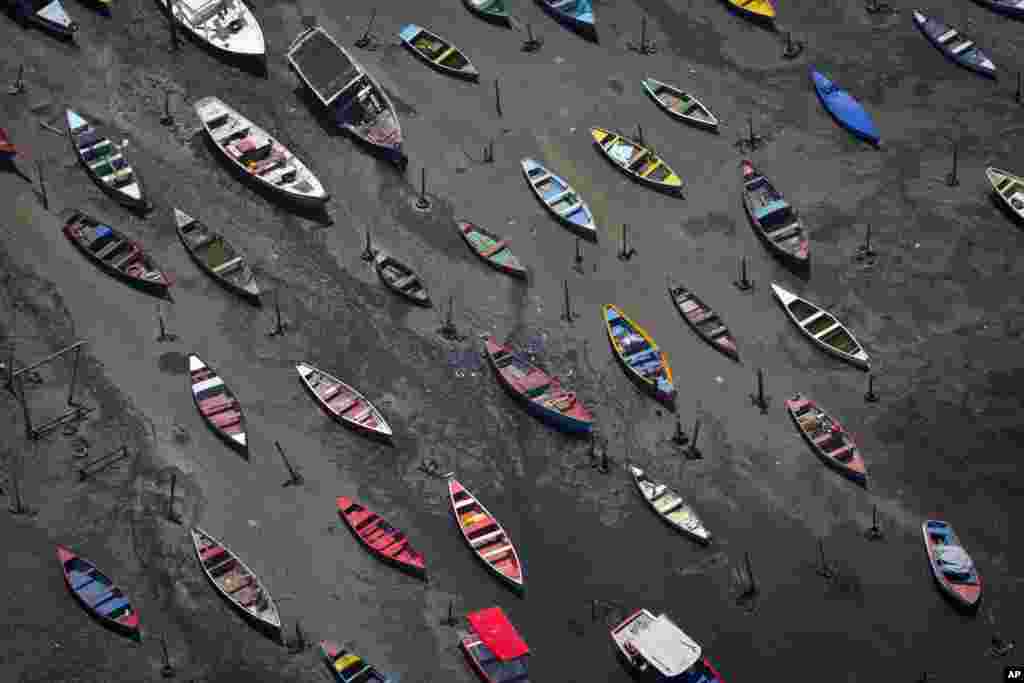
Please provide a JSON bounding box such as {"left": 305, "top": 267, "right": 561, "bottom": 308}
{"left": 590, "top": 127, "right": 683, "bottom": 194}
{"left": 448, "top": 479, "right": 524, "bottom": 592}
{"left": 336, "top": 496, "right": 426, "bottom": 578}
{"left": 629, "top": 466, "right": 711, "bottom": 544}
{"left": 458, "top": 221, "right": 527, "bottom": 278}
{"left": 458, "top": 608, "right": 530, "bottom": 683}
{"left": 771, "top": 283, "right": 870, "bottom": 369}
{"left": 159, "top": 0, "right": 265, "bottom": 58}
{"left": 641, "top": 77, "right": 718, "bottom": 131}
{"left": 723, "top": 0, "right": 775, "bottom": 23}
{"left": 399, "top": 24, "right": 479, "bottom": 80}
{"left": 66, "top": 109, "right": 147, "bottom": 211}
{"left": 295, "top": 362, "right": 393, "bottom": 439}
{"left": 462, "top": 0, "right": 510, "bottom": 25}
{"left": 913, "top": 10, "right": 996, "bottom": 78}
{"left": 535, "top": 0, "right": 596, "bottom": 40}
{"left": 57, "top": 545, "right": 140, "bottom": 638}
{"left": 175, "top": 209, "right": 261, "bottom": 305}
{"left": 603, "top": 304, "right": 675, "bottom": 406}
{"left": 63, "top": 211, "right": 171, "bottom": 296}
{"left": 611, "top": 609, "right": 726, "bottom": 682}
{"left": 972, "top": 0, "right": 1024, "bottom": 19}
{"left": 321, "top": 641, "right": 395, "bottom": 683}
{"left": 922, "top": 520, "right": 982, "bottom": 609}
{"left": 521, "top": 158, "right": 596, "bottom": 239}
{"left": 741, "top": 160, "right": 809, "bottom": 267}
{"left": 667, "top": 281, "right": 739, "bottom": 361}
{"left": 375, "top": 252, "right": 431, "bottom": 306}
{"left": 785, "top": 393, "right": 868, "bottom": 486}
{"left": 811, "top": 68, "right": 880, "bottom": 146}
{"left": 986, "top": 167, "right": 1024, "bottom": 221}
{"left": 13, "top": 0, "right": 78, "bottom": 39}
{"left": 188, "top": 354, "right": 248, "bottom": 453}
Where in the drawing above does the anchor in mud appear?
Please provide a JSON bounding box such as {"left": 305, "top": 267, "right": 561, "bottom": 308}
{"left": 865, "top": 0, "right": 896, "bottom": 14}
{"left": 418, "top": 458, "right": 454, "bottom": 479}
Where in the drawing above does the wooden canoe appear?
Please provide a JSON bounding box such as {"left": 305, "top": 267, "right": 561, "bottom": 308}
{"left": 986, "top": 167, "right": 1024, "bottom": 221}
{"left": 535, "top": 0, "right": 596, "bottom": 40}
{"left": 629, "top": 466, "right": 711, "bottom": 544}
{"left": 785, "top": 393, "right": 867, "bottom": 486}
{"left": 667, "top": 282, "right": 738, "bottom": 361}
{"left": 741, "top": 160, "right": 809, "bottom": 266}
{"left": 448, "top": 479, "right": 524, "bottom": 592}
{"left": 771, "top": 283, "right": 870, "bottom": 370}
{"left": 641, "top": 78, "right": 718, "bottom": 131}
{"left": 336, "top": 496, "right": 426, "bottom": 578}
{"left": 724, "top": 0, "right": 775, "bottom": 22}
{"left": 590, "top": 127, "right": 682, "bottom": 194}
{"left": 459, "top": 608, "right": 530, "bottom": 683}
{"left": 295, "top": 362, "right": 393, "bottom": 439}
{"left": 462, "top": 0, "right": 510, "bottom": 25}
{"left": 375, "top": 252, "right": 431, "bottom": 306}
{"left": 521, "top": 158, "right": 597, "bottom": 239}
{"left": 913, "top": 10, "right": 996, "bottom": 78}
{"left": 399, "top": 24, "right": 478, "bottom": 80}
{"left": 0, "top": 127, "right": 17, "bottom": 161}
{"left": 63, "top": 211, "right": 171, "bottom": 296}
{"left": 811, "top": 69, "right": 880, "bottom": 146}
{"left": 159, "top": 0, "right": 265, "bottom": 58}
{"left": 194, "top": 96, "right": 329, "bottom": 207}
{"left": 188, "top": 354, "right": 248, "bottom": 452}
{"left": 66, "top": 109, "right": 147, "bottom": 211}
{"left": 922, "top": 520, "right": 982, "bottom": 609}
{"left": 321, "top": 641, "right": 395, "bottom": 683}
{"left": 14, "top": 0, "right": 78, "bottom": 39}
{"left": 174, "top": 208, "right": 261, "bottom": 305}
{"left": 458, "top": 221, "right": 526, "bottom": 278}
{"left": 484, "top": 336, "right": 593, "bottom": 434}
{"left": 191, "top": 528, "right": 281, "bottom": 636}
{"left": 603, "top": 304, "right": 675, "bottom": 406}
{"left": 57, "top": 545, "right": 139, "bottom": 638}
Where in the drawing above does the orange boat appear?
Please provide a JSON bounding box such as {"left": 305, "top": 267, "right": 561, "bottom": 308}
{"left": 448, "top": 479, "right": 524, "bottom": 592}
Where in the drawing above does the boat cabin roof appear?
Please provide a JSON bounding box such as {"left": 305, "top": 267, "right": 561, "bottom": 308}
{"left": 618, "top": 611, "right": 701, "bottom": 677}
{"left": 288, "top": 29, "right": 362, "bottom": 106}
{"left": 467, "top": 607, "right": 529, "bottom": 660}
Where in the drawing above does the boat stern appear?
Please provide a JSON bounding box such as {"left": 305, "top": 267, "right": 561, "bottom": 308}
{"left": 398, "top": 24, "right": 422, "bottom": 43}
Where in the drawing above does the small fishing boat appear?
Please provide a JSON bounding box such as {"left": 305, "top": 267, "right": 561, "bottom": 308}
{"left": 11, "top": 0, "right": 77, "bottom": 39}
{"left": 785, "top": 393, "right": 868, "bottom": 486}
{"left": 521, "top": 158, "right": 596, "bottom": 239}
{"left": 191, "top": 528, "right": 281, "bottom": 637}
{"left": 603, "top": 304, "right": 675, "bottom": 406}
{"left": 174, "top": 209, "right": 261, "bottom": 305}
{"left": 534, "top": 0, "right": 595, "bottom": 40}
{"left": 641, "top": 78, "right": 718, "bottom": 131}
{"left": 629, "top": 466, "right": 711, "bottom": 544}
{"left": 458, "top": 607, "right": 530, "bottom": 683}
{"left": 159, "top": 0, "right": 265, "bottom": 58}
{"left": 922, "top": 520, "right": 982, "bottom": 609}
{"left": 448, "top": 479, "right": 524, "bottom": 592}
{"left": 336, "top": 496, "right": 426, "bottom": 578}
{"left": 985, "top": 167, "right": 1024, "bottom": 220}
{"left": 57, "top": 545, "right": 139, "bottom": 638}
{"left": 287, "top": 26, "right": 406, "bottom": 168}
{"left": 374, "top": 252, "right": 431, "bottom": 306}
{"left": 740, "top": 160, "right": 809, "bottom": 267}
{"left": 667, "top": 282, "right": 738, "bottom": 361}
{"left": 972, "top": 0, "right": 1024, "bottom": 19}
{"left": 771, "top": 283, "right": 870, "bottom": 370}
{"left": 66, "top": 109, "right": 147, "bottom": 211}
{"left": 590, "top": 127, "right": 683, "bottom": 194}
{"left": 399, "top": 24, "right": 478, "bottom": 80}
{"left": 295, "top": 362, "right": 393, "bottom": 439}
{"left": 611, "top": 609, "right": 725, "bottom": 683}
{"left": 195, "top": 96, "right": 328, "bottom": 207}
{"left": 321, "top": 641, "right": 395, "bottom": 683}
{"left": 913, "top": 10, "right": 996, "bottom": 78}
{"left": 63, "top": 211, "right": 171, "bottom": 295}
{"left": 461, "top": 0, "right": 510, "bottom": 25}
{"left": 188, "top": 354, "right": 248, "bottom": 452}
{"left": 0, "top": 127, "right": 17, "bottom": 161}
{"left": 723, "top": 0, "right": 775, "bottom": 23}
{"left": 484, "top": 336, "right": 593, "bottom": 434}
{"left": 458, "top": 221, "right": 527, "bottom": 278}
{"left": 811, "top": 69, "right": 880, "bottom": 146}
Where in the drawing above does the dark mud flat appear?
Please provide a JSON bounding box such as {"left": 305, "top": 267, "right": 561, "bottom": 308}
{"left": 1, "top": 0, "right": 1023, "bottom": 681}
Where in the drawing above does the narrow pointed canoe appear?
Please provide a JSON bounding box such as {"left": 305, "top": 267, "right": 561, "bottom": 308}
{"left": 321, "top": 641, "right": 395, "bottom": 683}
{"left": 603, "top": 304, "right": 675, "bottom": 406}
{"left": 66, "top": 109, "right": 147, "bottom": 211}
{"left": 484, "top": 337, "right": 593, "bottom": 434}
{"left": 159, "top": 0, "right": 264, "bottom": 57}
{"left": 724, "top": 0, "right": 775, "bottom": 22}
{"left": 922, "top": 520, "right": 982, "bottom": 609}
{"left": 295, "top": 362, "right": 393, "bottom": 439}
{"left": 458, "top": 221, "right": 526, "bottom": 278}
{"left": 629, "top": 466, "right": 711, "bottom": 544}
{"left": 913, "top": 10, "right": 996, "bottom": 78}
{"left": 535, "top": 0, "right": 595, "bottom": 40}
{"left": 15, "top": 0, "right": 78, "bottom": 39}
{"left": 811, "top": 69, "right": 880, "bottom": 146}
{"left": 336, "top": 496, "right": 426, "bottom": 578}
{"left": 195, "top": 96, "right": 328, "bottom": 207}
{"left": 590, "top": 127, "right": 682, "bottom": 194}
{"left": 667, "top": 282, "right": 738, "bottom": 361}
{"left": 63, "top": 211, "right": 171, "bottom": 295}
{"left": 448, "top": 479, "right": 524, "bottom": 592}
{"left": 188, "top": 354, "right": 248, "bottom": 452}
{"left": 375, "top": 252, "right": 431, "bottom": 306}
{"left": 174, "top": 208, "right": 261, "bottom": 305}
{"left": 986, "top": 167, "right": 1024, "bottom": 220}
{"left": 521, "top": 158, "right": 596, "bottom": 239}
{"left": 641, "top": 78, "right": 718, "bottom": 131}
{"left": 771, "top": 283, "right": 870, "bottom": 369}
{"left": 462, "top": 0, "right": 510, "bottom": 25}
{"left": 399, "top": 24, "right": 478, "bottom": 80}
{"left": 972, "top": 0, "right": 1024, "bottom": 19}
{"left": 0, "top": 127, "right": 17, "bottom": 161}
{"left": 459, "top": 608, "right": 530, "bottom": 683}
{"left": 57, "top": 545, "right": 139, "bottom": 637}
{"left": 785, "top": 394, "right": 867, "bottom": 486}
{"left": 741, "top": 160, "right": 809, "bottom": 266}
{"left": 191, "top": 528, "right": 281, "bottom": 636}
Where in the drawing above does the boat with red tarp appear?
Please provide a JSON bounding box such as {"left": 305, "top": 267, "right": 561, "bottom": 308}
{"left": 922, "top": 519, "right": 982, "bottom": 610}
{"left": 336, "top": 496, "right": 426, "bottom": 579}
{"left": 611, "top": 608, "right": 725, "bottom": 682}
{"left": 458, "top": 607, "right": 530, "bottom": 683}
{"left": 57, "top": 545, "right": 140, "bottom": 639}
{"left": 449, "top": 479, "right": 524, "bottom": 592}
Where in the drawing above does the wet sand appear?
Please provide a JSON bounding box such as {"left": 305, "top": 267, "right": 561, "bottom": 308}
{"left": 1, "top": 0, "right": 1023, "bottom": 680}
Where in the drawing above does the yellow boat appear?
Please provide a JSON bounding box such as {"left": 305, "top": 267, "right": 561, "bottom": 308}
{"left": 590, "top": 127, "right": 683, "bottom": 195}
{"left": 726, "top": 0, "right": 776, "bottom": 22}
{"left": 603, "top": 304, "right": 675, "bottom": 405}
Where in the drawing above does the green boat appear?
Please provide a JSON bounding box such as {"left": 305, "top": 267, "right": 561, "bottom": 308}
{"left": 462, "top": 0, "right": 510, "bottom": 26}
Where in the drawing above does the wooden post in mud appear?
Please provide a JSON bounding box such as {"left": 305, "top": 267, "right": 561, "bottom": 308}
{"left": 36, "top": 161, "right": 47, "bottom": 210}
{"left": 276, "top": 441, "right": 303, "bottom": 487}
{"left": 686, "top": 417, "right": 702, "bottom": 459}
{"left": 734, "top": 256, "right": 753, "bottom": 291}
{"left": 166, "top": 472, "right": 180, "bottom": 522}
{"left": 946, "top": 138, "right": 959, "bottom": 187}
{"left": 440, "top": 296, "right": 458, "bottom": 339}
{"left": 743, "top": 552, "right": 757, "bottom": 596}
{"left": 494, "top": 78, "right": 502, "bottom": 118}
{"left": 443, "top": 600, "right": 458, "bottom": 626}
{"left": 167, "top": 0, "right": 180, "bottom": 52}
{"left": 636, "top": 125, "right": 644, "bottom": 146}
{"left": 1016, "top": 72, "right": 1022, "bottom": 104}
{"left": 561, "top": 279, "right": 575, "bottom": 323}
{"left": 856, "top": 223, "right": 876, "bottom": 262}
{"left": 522, "top": 23, "right": 542, "bottom": 52}
{"left": 866, "top": 504, "right": 883, "bottom": 540}
{"left": 267, "top": 288, "right": 288, "bottom": 337}
{"left": 17, "top": 374, "right": 33, "bottom": 440}
{"left": 750, "top": 369, "right": 768, "bottom": 413}
{"left": 160, "top": 90, "right": 174, "bottom": 127}
{"left": 864, "top": 373, "right": 879, "bottom": 403}
{"left": 816, "top": 539, "right": 835, "bottom": 579}
{"left": 355, "top": 9, "right": 377, "bottom": 49}
{"left": 156, "top": 304, "right": 176, "bottom": 342}
{"left": 573, "top": 238, "right": 583, "bottom": 273}
{"left": 618, "top": 223, "right": 635, "bottom": 260}
{"left": 66, "top": 343, "right": 81, "bottom": 407}
{"left": 361, "top": 227, "right": 376, "bottom": 261}
{"left": 8, "top": 444, "right": 26, "bottom": 514}
{"left": 672, "top": 416, "right": 689, "bottom": 446}
{"left": 8, "top": 64, "right": 25, "bottom": 95}
{"left": 160, "top": 635, "right": 175, "bottom": 677}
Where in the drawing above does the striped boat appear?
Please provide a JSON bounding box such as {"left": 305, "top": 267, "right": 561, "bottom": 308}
{"left": 66, "top": 109, "right": 148, "bottom": 211}
{"left": 986, "top": 167, "right": 1024, "bottom": 222}
{"left": 603, "top": 304, "right": 675, "bottom": 406}
{"left": 296, "top": 362, "right": 393, "bottom": 440}
{"left": 57, "top": 545, "right": 140, "bottom": 639}
{"left": 521, "top": 157, "right": 596, "bottom": 240}
{"left": 189, "top": 354, "right": 248, "bottom": 453}
{"left": 449, "top": 479, "right": 524, "bottom": 592}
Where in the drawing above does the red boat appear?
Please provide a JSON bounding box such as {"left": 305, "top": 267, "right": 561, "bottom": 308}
{"left": 922, "top": 520, "right": 982, "bottom": 609}
{"left": 57, "top": 545, "right": 140, "bottom": 639}
{"left": 449, "top": 479, "right": 524, "bottom": 592}
{"left": 785, "top": 393, "right": 867, "bottom": 486}
{"left": 458, "top": 607, "right": 530, "bottom": 683}
{"left": 63, "top": 211, "right": 172, "bottom": 296}
{"left": 336, "top": 496, "right": 426, "bottom": 579}
{"left": 189, "top": 354, "right": 248, "bottom": 454}
{"left": 0, "top": 128, "right": 16, "bottom": 161}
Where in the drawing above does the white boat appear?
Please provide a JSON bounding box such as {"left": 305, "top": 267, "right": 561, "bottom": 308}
{"left": 986, "top": 167, "right": 1024, "bottom": 221}
{"left": 771, "top": 283, "right": 870, "bottom": 370}
{"left": 160, "top": 0, "right": 265, "bottom": 57}
{"left": 629, "top": 466, "right": 710, "bottom": 544}
{"left": 610, "top": 609, "right": 724, "bottom": 682}
{"left": 66, "top": 109, "right": 147, "bottom": 211}
{"left": 520, "top": 157, "right": 597, "bottom": 239}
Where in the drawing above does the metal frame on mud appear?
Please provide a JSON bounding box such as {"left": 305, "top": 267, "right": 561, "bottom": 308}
{"left": 6, "top": 339, "right": 93, "bottom": 440}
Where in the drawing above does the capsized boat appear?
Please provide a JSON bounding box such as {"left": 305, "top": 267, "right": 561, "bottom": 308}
{"left": 12, "top": 0, "right": 78, "bottom": 39}
{"left": 641, "top": 78, "right": 718, "bottom": 131}
{"left": 458, "top": 607, "right": 530, "bottom": 683}
{"left": 458, "top": 221, "right": 527, "bottom": 278}
{"left": 785, "top": 393, "right": 868, "bottom": 486}
{"left": 66, "top": 109, "right": 148, "bottom": 211}
{"left": 63, "top": 211, "right": 171, "bottom": 296}
{"left": 629, "top": 466, "right": 711, "bottom": 544}
{"left": 740, "top": 160, "right": 809, "bottom": 267}
{"left": 57, "top": 545, "right": 140, "bottom": 638}
{"left": 667, "top": 281, "right": 739, "bottom": 361}
{"left": 449, "top": 479, "right": 524, "bottom": 592}
{"left": 811, "top": 69, "right": 880, "bottom": 146}
{"left": 175, "top": 208, "right": 261, "bottom": 305}
{"left": 375, "top": 252, "right": 431, "bottom": 306}
{"left": 159, "top": 0, "right": 265, "bottom": 58}
{"left": 321, "top": 641, "right": 395, "bottom": 683}
{"left": 188, "top": 354, "right": 248, "bottom": 453}
{"left": 922, "top": 520, "right": 982, "bottom": 609}
{"left": 296, "top": 362, "right": 393, "bottom": 439}
{"left": 337, "top": 496, "right": 426, "bottom": 578}
{"left": 462, "top": 0, "right": 510, "bottom": 25}
{"left": 521, "top": 157, "right": 596, "bottom": 239}
{"left": 590, "top": 127, "right": 682, "bottom": 194}
{"left": 771, "top": 283, "right": 870, "bottom": 370}
{"left": 611, "top": 609, "right": 725, "bottom": 682}
{"left": 723, "top": 0, "right": 775, "bottom": 23}
{"left": 913, "top": 10, "right": 996, "bottom": 78}
{"left": 603, "top": 304, "right": 675, "bottom": 406}
{"left": 985, "top": 167, "right": 1024, "bottom": 221}
{"left": 535, "top": 0, "right": 595, "bottom": 40}
{"left": 399, "top": 24, "right": 478, "bottom": 80}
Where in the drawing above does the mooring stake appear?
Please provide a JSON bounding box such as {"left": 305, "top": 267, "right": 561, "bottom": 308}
{"left": 267, "top": 288, "right": 288, "bottom": 337}
{"left": 782, "top": 31, "right": 804, "bottom": 59}
{"left": 750, "top": 369, "right": 769, "bottom": 413}
{"left": 277, "top": 441, "right": 303, "bottom": 487}
{"left": 482, "top": 139, "right": 494, "bottom": 163}
{"left": 36, "top": 161, "right": 47, "bottom": 210}
{"left": 864, "top": 373, "right": 879, "bottom": 403}
{"left": 167, "top": 471, "right": 179, "bottom": 521}
{"left": 816, "top": 539, "right": 835, "bottom": 579}
{"left": 946, "top": 138, "right": 959, "bottom": 187}
{"left": 156, "top": 304, "right": 177, "bottom": 342}
{"left": 160, "top": 90, "right": 175, "bottom": 127}
{"left": 355, "top": 9, "right": 377, "bottom": 49}
{"left": 160, "top": 635, "right": 175, "bottom": 678}
{"left": 416, "top": 167, "right": 430, "bottom": 210}
{"left": 671, "top": 416, "right": 689, "bottom": 446}
{"left": 443, "top": 600, "right": 458, "bottom": 626}
{"left": 440, "top": 296, "right": 458, "bottom": 340}
{"left": 865, "top": 504, "right": 884, "bottom": 540}
{"left": 9, "top": 64, "right": 25, "bottom": 95}
{"left": 561, "top": 279, "right": 576, "bottom": 323}
{"left": 856, "top": 223, "right": 876, "bottom": 262}
{"left": 522, "top": 23, "right": 542, "bottom": 52}
{"left": 1016, "top": 72, "right": 1022, "bottom": 104}
{"left": 686, "top": 417, "right": 702, "bottom": 459}
{"left": 734, "top": 256, "right": 754, "bottom": 291}
{"left": 598, "top": 447, "right": 610, "bottom": 474}
{"left": 573, "top": 238, "right": 584, "bottom": 273}
{"left": 290, "top": 620, "right": 307, "bottom": 653}
{"left": 742, "top": 552, "right": 757, "bottom": 596}
{"left": 618, "top": 223, "right": 636, "bottom": 260}
{"left": 167, "top": 0, "right": 180, "bottom": 52}
{"left": 361, "top": 227, "right": 376, "bottom": 261}
{"left": 494, "top": 78, "right": 503, "bottom": 118}
{"left": 8, "top": 447, "right": 27, "bottom": 515}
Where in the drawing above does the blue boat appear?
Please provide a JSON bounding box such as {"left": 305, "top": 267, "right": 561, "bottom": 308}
{"left": 811, "top": 69, "right": 880, "bottom": 146}
{"left": 913, "top": 10, "right": 996, "bottom": 79}
{"left": 534, "top": 0, "right": 596, "bottom": 41}
{"left": 9, "top": 0, "right": 77, "bottom": 39}
{"left": 971, "top": 0, "right": 1024, "bottom": 20}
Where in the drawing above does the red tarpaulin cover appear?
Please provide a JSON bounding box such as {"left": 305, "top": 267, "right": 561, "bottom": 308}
{"left": 467, "top": 607, "right": 529, "bottom": 661}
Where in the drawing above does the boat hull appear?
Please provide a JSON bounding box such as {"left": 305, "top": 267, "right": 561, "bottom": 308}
{"left": 337, "top": 497, "right": 426, "bottom": 579}
{"left": 399, "top": 25, "right": 479, "bottom": 81}
{"left": 296, "top": 363, "right": 393, "bottom": 440}
{"left": 811, "top": 69, "right": 880, "bottom": 146}
{"left": 604, "top": 305, "right": 676, "bottom": 408}
{"left": 66, "top": 110, "right": 149, "bottom": 212}
{"left": 785, "top": 396, "right": 867, "bottom": 486}
{"left": 535, "top": 0, "right": 596, "bottom": 40}
{"left": 462, "top": 0, "right": 511, "bottom": 25}
{"left": 922, "top": 521, "right": 983, "bottom": 610}
{"left": 448, "top": 480, "right": 525, "bottom": 593}
{"left": 62, "top": 212, "right": 171, "bottom": 297}
{"left": 972, "top": 0, "right": 1024, "bottom": 18}
{"left": 174, "top": 210, "right": 262, "bottom": 306}
{"left": 913, "top": 11, "right": 996, "bottom": 78}
{"left": 57, "top": 546, "right": 140, "bottom": 639}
